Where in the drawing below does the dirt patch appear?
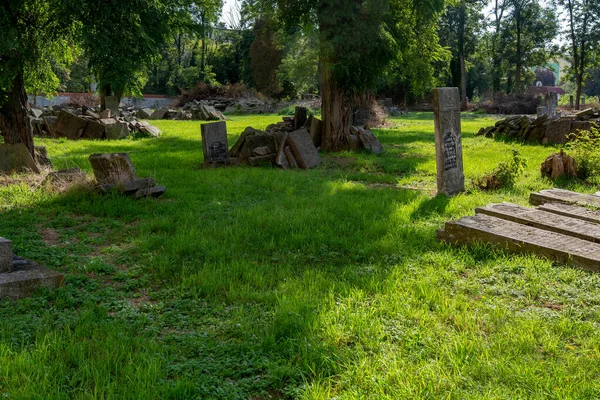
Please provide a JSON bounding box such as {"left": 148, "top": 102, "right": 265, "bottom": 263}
{"left": 40, "top": 227, "right": 60, "bottom": 246}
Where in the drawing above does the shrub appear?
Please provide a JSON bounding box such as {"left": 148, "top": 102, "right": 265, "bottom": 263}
{"left": 564, "top": 127, "right": 600, "bottom": 180}
{"left": 474, "top": 150, "right": 527, "bottom": 190}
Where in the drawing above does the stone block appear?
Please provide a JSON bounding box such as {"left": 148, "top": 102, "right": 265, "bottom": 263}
{"left": 117, "top": 178, "right": 156, "bottom": 196}
{"left": 0, "top": 144, "right": 40, "bottom": 174}
{"left": 105, "top": 96, "right": 120, "bottom": 116}
{"left": 294, "top": 106, "right": 308, "bottom": 129}
{"left": 544, "top": 119, "right": 572, "bottom": 145}
{"left": 89, "top": 153, "right": 137, "bottom": 184}
{"left": 0, "top": 238, "right": 13, "bottom": 273}
{"left": 201, "top": 122, "right": 229, "bottom": 165}
{"left": 357, "top": 128, "right": 384, "bottom": 155}
{"left": 82, "top": 119, "right": 106, "bottom": 139}
{"left": 284, "top": 147, "right": 299, "bottom": 168}
{"left": 99, "top": 109, "right": 112, "bottom": 119}
{"left": 137, "top": 108, "right": 153, "bottom": 119}
{"left": 0, "top": 257, "right": 64, "bottom": 299}
{"left": 149, "top": 107, "right": 168, "bottom": 120}
{"left": 288, "top": 128, "right": 321, "bottom": 169}
{"left": 104, "top": 120, "right": 130, "bottom": 140}
{"left": 310, "top": 117, "right": 323, "bottom": 148}
{"left": 53, "top": 111, "right": 88, "bottom": 140}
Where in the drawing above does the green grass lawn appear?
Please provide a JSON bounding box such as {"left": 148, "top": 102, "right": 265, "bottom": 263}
{"left": 2, "top": 113, "right": 600, "bottom": 399}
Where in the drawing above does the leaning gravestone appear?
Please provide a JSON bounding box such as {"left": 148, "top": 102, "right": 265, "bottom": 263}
{"left": 89, "top": 153, "right": 137, "bottom": 184}
{"left": 105, "top": 96, "right": 120, "bottom": 117}
{"left": 201, "top": 121, "right": 229, "bottom": 166}
{"left": 433, "top": 87, "right": 465, "bottom": 196}
{"left": 0, "top": 144, "right": 40, "bottom": 174}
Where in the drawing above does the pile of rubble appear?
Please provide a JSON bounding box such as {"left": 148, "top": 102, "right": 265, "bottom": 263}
{"left": 201, "top": 107, "right": 384, "bottom": 170}
{"left": 148, "top": 101, "right": 227, "bottom": 121}
{"left": 476, "top": 108, "right": 599, "bottom": 145}
{"left": 30, "top": 106, "right": 161, "bottom": 140}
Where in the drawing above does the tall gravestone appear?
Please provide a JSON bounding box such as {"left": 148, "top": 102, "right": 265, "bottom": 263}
{"left": 433, "top": 88, "right": 465, "bottom": 196}
{"left": 201, "top": 121, "right": 229, "bottom": 166}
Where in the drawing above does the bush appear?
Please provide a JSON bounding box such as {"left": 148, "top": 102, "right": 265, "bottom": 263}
{"left": 564, "top": 127, "right": 600, "bottom": 180}
{"left": 474, "top": 150, "right": 527, "bottom": 190}
{"left": 478, "top": 92, "right": 540, "bottom": 115}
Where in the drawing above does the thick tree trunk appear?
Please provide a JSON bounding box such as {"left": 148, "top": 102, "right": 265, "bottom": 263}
{"left": 0, "top": 72, "right": 34, "bottom": 157}
{"left": 320, "top": 62, "right": 352, "bottom": 152}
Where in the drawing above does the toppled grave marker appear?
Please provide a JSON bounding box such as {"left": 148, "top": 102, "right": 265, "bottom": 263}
{"left": 0, "top": 237, "right": 64, "bottom": 299}
{"left": 433, "top": 87, "right": 465, "bottom": 196}
{"left": 353, "top": 127, "right": 384, "bottom": 155}
{"left": 201, "top": 122, "right": 230, "bottom": 166}
{"left": 530, "top": 188, "right": 600, "bottom": 208}
{"left": 0, "top": 144, "right": 40, "bottom": 174}
{"left": 89, "top": 153, "right": 165, "bottom": 199}
{"left": 288, "top": 129, "right": 321, "bottom": 169}
{"left": 54, "top": 111, "right": 88, "bottom": 139}
{"left": 439, "top": 189, "right": 600, "bottom": 272}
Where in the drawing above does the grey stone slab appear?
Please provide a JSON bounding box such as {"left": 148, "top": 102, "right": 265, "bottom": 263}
{"left": 201, "top": 122, "right": 229, "bottom": 165}
{"left": 44, "top": 168, "right": 87, "bottom": 186}
{"left": 229, "top": 127, "right": 259, "bottom": 158}
{"left": 476, "top": 202, "right": 600, "bottom": 244}
{"left": 105, "top": 96, "right": 120, "bottom": 116}
{"left": 150, "top": 107, "right": 168, "bottom": 120}
{"left": 285, "top": 147, "right": 299, "bottom": 169}
{"left": 89, "top": 153, "right": 137, "bottom": 184}
{"left": 99, "top": 109, "right": 112, "bottom": 119}
{"left": 538, "top": 203, "right": 600, "bottom": 224}
{"left": 117, "top": 178, "right": 156, "bottom": 196}
{"left": 544, "top": 119, "right": 572, "bottom": 145}
{"left": 42, "top": 116, "right": 57, "bottom": 136}
{"left": 137, "top": 108, "right": 152, "bottom": 119}
{"left": 104, "top": 121, "right": 129, "bottom": 140}
{"left": 357, "top": 128, "right": 384, "bottom": 155}
{"left": 30, "top": 108, "right": 43, "bottom": 119}
{"left": 288, "top": 128, "right": 321, "bottom": 169}
{"left": 310, "top": 117, "right": 323, "bottom": 147}
{"left": 0, "top": 144, "right": 40, "bottom": 174}
{"left": 240, "top": 133, "right": 276, "bottom": 161}
{"left": 275, "top": 132, "right": 290, "bottom": 169}
{"left": 294, "top": 106, "right": 308, "bottom": 129}
{"left": 81, "top": 119, "right": 105, "bottom": 139}
{"left": 0, "top": 238, "right": 12, "bottom": 273}
{"left": 53, "top": 111, "right": 88, "bottom": 140}
{"left": 530, "top": 188, "right": 600, "bottom": 208}
{"left": 433, "top": 87, "right": 464, "bottom": 196}
{"left": 135, "top": 185, "right": 166, "bottom": 199}
{"left": 438, "top": 213, "right": 600, "bottom": 272}
{"left": 0, "top": 257, "right": 64, "bottom": 299}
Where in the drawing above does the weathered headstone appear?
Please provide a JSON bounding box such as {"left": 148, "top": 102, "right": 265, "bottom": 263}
{"left": 89, "top": 153, "right": 137, "bottom": 184}
{"left": 310, "top": 117, "right": 323, "bottom": 148}
{"left": 0, "top": 256, "right": 64, "bottom": 299}
{"left": 201, "top": 121, "right": 229, "bottom": 165}
{"left": 544, "top": 119, "right": 572, "bottom": 145}
{"left": 0, "top": 144, "right": 40, "bottom": 174}
{"left": 537, "top": 106, "right": 548, "bottom": 118}
{"left": 105, "top": 96, "right": 120, "bottom": 116}
{"left": 81, "top": 120, "right": 106, "bottom": 139}
{"left": 104, "top": 121, "right": 129, "bottom": 140}
{"left": 288, "top": 128, "right": 321, "bottom": 169}
{"left": 0, "top": 238, "right": 13, "bottom": 273}
{"left": 356, "top": 127, "right": 384, "bottom": 155}
{"left": 433, "top": 87, "right": 465, "bottom": 196}
{"left": 150, "top": 107, "right": 168, "bottom": 120}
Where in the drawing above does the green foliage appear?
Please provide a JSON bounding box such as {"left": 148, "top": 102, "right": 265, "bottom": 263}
{"left": 565, "top": 127, "right": 600, "bottom": 181}
{"left": 277, "top": 27, "right": 319, "bottom": 98}
{"left": 475, "top": 149, "right": 527, "bottom": 190}
{"left": 75, "top": 0, "right": 171, "bottom": 98}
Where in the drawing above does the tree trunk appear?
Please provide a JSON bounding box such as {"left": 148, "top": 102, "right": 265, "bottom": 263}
{"left": 320, "top": 61, "right": 352, "bottom": 152}
{"left": 458, "top": 3, "right": 468, "bottom": 110}
{"left": 515, "top": 9, "right": 522, "bottom": 94}
{"left": 0, "top": 71, "right": 34, "bottom": 157}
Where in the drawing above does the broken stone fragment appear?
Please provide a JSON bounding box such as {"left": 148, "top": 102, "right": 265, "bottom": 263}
{"left": 117, "top": 178, "right": 157, "bottom": 196}
{"left": 54, "top": 111, "right": 88, "bottom": 140}
{"left": 34, "top": 146, "right": 53, "bottom": 168}
{"left": 1, "top": 256, "right": 65, "bottom": 299}
{"left": 252, "top": 146, "right": 273, "bottom": 157}
{"left": 44, "top": 168, "right": 87, "bottom": 186}
{"left": 287, "top": 128, "right": 321, "bottom": 169}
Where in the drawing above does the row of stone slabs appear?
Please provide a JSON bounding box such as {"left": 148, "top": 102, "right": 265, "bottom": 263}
{"left": 438, "top": 188, "right": 600, "bottom": 272}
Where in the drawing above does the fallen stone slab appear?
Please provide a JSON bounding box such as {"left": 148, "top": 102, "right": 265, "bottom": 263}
{"left": 229, "top": 127, "right": 259, "bottom": 158}
{"left": 99, "top": 109, "right": 112, "bottom": 119}
{"left": 149, "top": 107, "right": 168, "bottom": 120}
{"left": 137, "top": 108, "right": 152, "bottom": 119}
{"left": 537, "top": 203, "right": 600, "bottom": 225}
{"left": 30, "top": 108, "right": 43, "bottom": 119}
{"left": 0, "top": 238, "right": 12, "bottom": 273}
{"left": 248, "top": 154, "right": 276, "bottom": 166}
{"left": 43, "top": 116, "right": 57, "bottom": 136}
{"left": 0, "top": 144, "right": 40, "bottom": 174}
{"left": 54, "top": 111, "right": 88, "bottom": 140}
{"left": 438, "top": 213, "right": 600, "bottom": 272}
{"left": 544, "top": 119, "right": 572, "bottom": 145}
{"left": 89, "top": 153, "right": 137, "bottom": 184}
{"left": 34, "top": 146, "right": 52, "bottom": 168}
{"left": 275, "top": 132, "right": 290, "bottom": 169}
{"left": 117, "top": 178, "right": 156, "bottom": 196}
{"left": 288, "top": 128, "right": 321, "bottom": 169}
{"left": 1, "top": 257, "right": 65, "bottom": 299}
{"left": 104, "top": 120, "right": 130, "bottom": 140}
{"left": 530, "top": 188, "right": 600, "bottom": 208}
{"left": 285, "top": 147, "right": 300, "bottom": 169}
{"left": 137, "top": 121, "right": 161, "bottom": 137}
{"left": 135, "top": 185, "right": 166, "bottom": 199}
{"left": 476, "top": 202, "right": 600, "bottom": 244}
{"left": 310, "top": 117, "right": 323, "bottom": 148}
